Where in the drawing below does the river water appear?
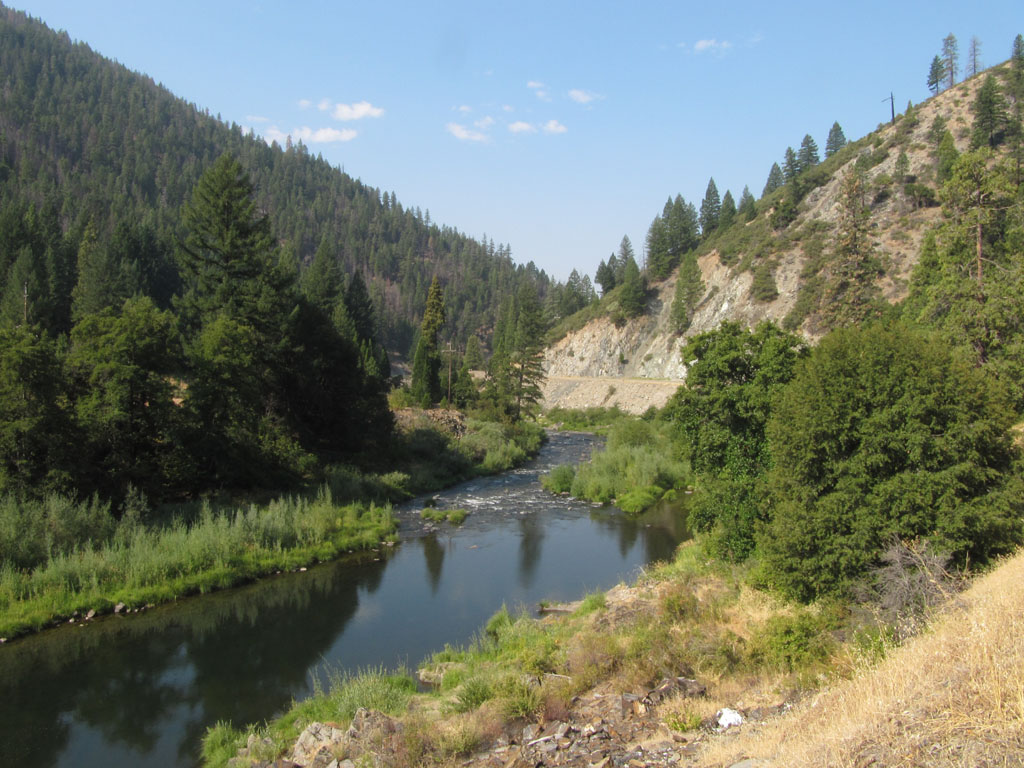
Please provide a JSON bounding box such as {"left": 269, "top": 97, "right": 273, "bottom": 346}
{"left": 0, "top": 431, "right": 689, "bottom": 767}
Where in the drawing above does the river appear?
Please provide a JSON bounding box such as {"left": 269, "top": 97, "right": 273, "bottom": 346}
{"left": 0, "top": 431, "right": 689, "bottom": 767}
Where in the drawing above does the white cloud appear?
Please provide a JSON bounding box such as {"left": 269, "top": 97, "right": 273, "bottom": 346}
{"left": 527, "top": 80, "right": 551, "bottom": 101}
{"left": 456, "top": 105, "right": 472, "bottom": 113}
{"left": 568, "top": 89, "right": 600, "bottom": 104}
{"left": 298, "top": 99, "right": 312, "bottom": 109}
{"left": 294, "top": 126, "right": 358, "bottom": 142}
{"left": 508, "top": 121, "right": 535, "bottom": 133}
{"left": 543, "top": 119, "right": 567, "bottom": 134}
{"left": 446, "top": 122, "right": 489, "bottom": 142}
{"left": 263, "top": 126, "right": 357, "bottom": 144}
{"left": 245, "top": 115, "right": 270, "bottom": 123}
{"left": 694, "top": 38, "right": 732, "bottom": 54}
{"left": 317, "top": 98, "right": 332, "bottom": 112}
{"left": 475, "top": 116, "right": 495, "bottom": 129}
{"left": 502, "top": 104, "right": 514, "bottom": 112}
{"left": 332, "top": 101, "right": 385, "bottom": 121}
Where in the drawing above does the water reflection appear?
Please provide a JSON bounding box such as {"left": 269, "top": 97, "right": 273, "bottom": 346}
{"left": 2, "top": 432, "right": 689, "bottom": 768}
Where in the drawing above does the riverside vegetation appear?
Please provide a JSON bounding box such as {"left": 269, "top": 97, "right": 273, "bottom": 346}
{"left": 0, "top": 413, "right": 544, "bottom": 639}
{"left": 203, "top": 38, "right": 1024, "bottom": 766}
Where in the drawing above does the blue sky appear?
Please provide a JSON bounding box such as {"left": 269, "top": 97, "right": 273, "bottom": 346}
{"left": 12, "top": 1, "right": 1023, "bottom": 281}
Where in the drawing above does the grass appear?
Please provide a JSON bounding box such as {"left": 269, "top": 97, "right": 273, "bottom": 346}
{"left": 696, "top": 548, "right": 1024, "bottom": 767}
{"left": 543, "top": 417, "right": 690, "bottom": 513}
{"left": 0, "top": 412, "right": 544, "bottom": 640}
{"left": 420, "top": 508, "right": 469, "bottom": 525}
{"left": 0, "top": 489, "right": 395, "bottom": 638}
{"left": 201, "top": 534, "right": 1024, "bottom": 768}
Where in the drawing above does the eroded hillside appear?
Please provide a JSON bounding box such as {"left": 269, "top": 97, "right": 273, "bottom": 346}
{"left": 543, "top": 66, "right": 1001, "bottom": 408}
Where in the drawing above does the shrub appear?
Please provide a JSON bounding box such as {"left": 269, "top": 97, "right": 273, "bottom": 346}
{"left": 541, "top": 464, "right": 576, "bottom": 494}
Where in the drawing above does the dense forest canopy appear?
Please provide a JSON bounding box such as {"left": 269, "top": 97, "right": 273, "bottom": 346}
{"left": 0, "top": 3, "right": 552, "bottom": 354}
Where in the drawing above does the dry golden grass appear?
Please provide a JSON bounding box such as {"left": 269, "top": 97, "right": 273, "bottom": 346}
{"left": 697, "top": 549, "right": 1024, "bottom": 768}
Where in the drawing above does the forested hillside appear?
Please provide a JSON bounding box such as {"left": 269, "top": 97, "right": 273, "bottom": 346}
{"left": 0, "top": 3, "right": 550, "bottom": 352}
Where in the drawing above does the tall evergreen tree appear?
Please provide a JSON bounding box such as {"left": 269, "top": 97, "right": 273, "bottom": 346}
{"left": 618, "top": 256, "right": 646, "bottom": 318}
{"left": 942, "top": 33, "right": 959, "bottom": 90}
{"left": 763, "top": 163, "right": 784, "bottom": 196}
{"left": 797, "top": 134, "right": 820, "bottom": 171}
{"left": 738, "top": 186, "right": 757, "bottom": 222}
{"left": 966, "top": 36, "right": 982, "bottom": 79}
{"left": 699, "top": 178, "right": 721, "bottom": 235}
{"left": 1012, "top": 34, "right": 1024, "bottom": 95}
{"left": 927, "top": 55, "right": 946, "bottom": 95}
{"left": 594, "top": 258, "right": 616, "bottom": 295}
{"left": 719, "top": 190, "right": 737, "bottom": 231}
{"left": 670, "top": 253, "right": 704, "bottom": 333}
{"left": 71, "top": 223, "right": 129, "bottom": 323}
{"left": 824, "top": 122, "right": 847, "bottom": 158}
{"left": 971, "top": 74, "right": 1008, "bottom": 149}
{"left": 411, "top": 276, "right": 446, "bottom": 405}
{"left": 782, "top": 147, "right": 800, "bottom": 182}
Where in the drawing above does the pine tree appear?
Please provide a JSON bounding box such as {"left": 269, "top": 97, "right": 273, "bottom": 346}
{"left": 699, "top": 178, "right": 721, "bottom": 235}
{"left": 301, "top": 235, "right": 342, "bottom": 314}
{"left": 942, "top": 33, "right": 959, "bottom": 90}
{"left": 937, "top": 130, "right": 960, "bottom": 183}
{"left": 509, "top": 282, "right": 546, "bottom": 420}
{"left": 824, "top": 122, "right": 847, "bottom": 158}
{"left": 782, "top": 147, "right": 800, "bottom": 182}
{"left": 1012, "top": 34, "right": 1024, "bottom": 96}
{"left": 797, "top": 134, "right": 820, "bottom": 171}
{"left": 971, "top": 74, "right": 1008, "bottom": 149}
{"left": 719, "top": 190, "right": 736, "bottom": 231}
{"left": 411, "top": 276, "right": 445, "bottom": 405}
{"left": 618, "top": 257, "right": 646, "bottom": 318}
{"left": 966, "top": 36, "right": 982, "bottom": 79}
{"left": 927, "top": 55, "right": 946, "bottom": 95}
{"left": 71, "top": 223, "right": 129, "bottom": 323}
{"left": 594, "top": 258, "right": 616, "bottom": 295}
{"left": 738, "top": 186, "right": 757, "bottom": 222}
{"left": 670, "top": 253, "right": 704, "bottom": 333}
{"left": 763, "top": 163, "right": 784, "bottom": 196}
{"left": 463, "top": 334, "right": 484, "bottom": 370}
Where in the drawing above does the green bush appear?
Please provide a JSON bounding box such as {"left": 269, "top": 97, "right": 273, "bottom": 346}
{"left": 748, "top": 611, "right": 836, "bottom": 672}
{"left": 541, "top": 464, "right": 576, "bottom": 494}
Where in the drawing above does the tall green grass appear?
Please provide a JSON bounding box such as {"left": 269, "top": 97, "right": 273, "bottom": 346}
{"left": 542, "top": 418, "right": 689, "bottom": 513}
{"left": 0, "top": 488, "right": 394, "bottom": 637}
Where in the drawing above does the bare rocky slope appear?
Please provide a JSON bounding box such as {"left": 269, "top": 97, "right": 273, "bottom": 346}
{"left": 542, "top": 68, "right": 993, "bottom": 412}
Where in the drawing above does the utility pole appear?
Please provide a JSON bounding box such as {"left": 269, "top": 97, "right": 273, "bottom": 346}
{"left": 883, "top": 92, "right": 895, "bottom": 125}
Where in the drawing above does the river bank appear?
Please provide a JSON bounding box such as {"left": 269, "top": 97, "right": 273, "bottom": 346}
{"left": 0, "top": 413, "right": 543, "bottom": 641}
{"left": 3, "top": 429, "right": 689, "bottom": 768}
{"left": 213, "top": 540, "right": 1022, "bottom": 768}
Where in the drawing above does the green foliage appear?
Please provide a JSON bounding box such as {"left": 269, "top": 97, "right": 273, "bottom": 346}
{"left": 971, "top": 74, "right": 1008, "bottom": 149}
{"left": 748, "top": 610, "right": 837, "bottom": 672}
{"left": 618, "top": 257, "right": 646, "bottom": 318}
{"left": 825, "top": 122, "right": 847, "bottom": 158}
{"left": 411, "top": 277, "right": 446, "bottom": 405}
{"left": 575, "top": 591, "right": 607, "bottom": 616}
{"left": 663, "top": 322, "right": 806, "bottom": 559}
{"left": 541, "top": 464, "right": 576, "bottom": 494}
{"left": 567, "top": 419, "right": 689, "bottom": 511}
{"left": 671, "top": 253, "right": 705, "bottom": 333}
{"left": 749, "top": 263, "right": 779, "bottom": 302}
{"left": 699, "top": 178, "right": 721, "bottom": 235}
{"left": 762, "top": 324, "right": 1024, "bottom": 602}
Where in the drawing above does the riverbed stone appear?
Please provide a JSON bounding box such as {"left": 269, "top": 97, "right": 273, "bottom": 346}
{"left": 291, "top": 722, "right": 345, "bottom": 765}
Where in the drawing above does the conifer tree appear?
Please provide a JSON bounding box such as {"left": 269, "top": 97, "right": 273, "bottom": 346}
{"left": 719, "top": 190, "right": 736, "bottom": 231}
{"left": 942, "top": 33, "right": 959, "bottom": 90}
{"left": 825, "top": 122, "right": 847, "bottom": 158}
{"left": 738, "top": 186, "right": 757, "bottom": 222}
{"left": 670, "top": 253, "right": 704, "bottom": 333}
{"left": 782, "top": 147, "right": 800, "bottom": 182}
{"left": 411, "top": 276, "right": 445, "bottom": 405}
{"left": 699, "top": 178, "right": 721, "bottom": 235}
{"left": 1012, "top": 34, "right": 1024, "bottom": 95}
{"left": 762, "top": 163, "right": 784, "bottom": 196}
{"left": 927, "top": 55, "right": 946, "bottom": 95}
{"left": 966, "top": 36, "right": 982, "bottom": 79}
{"left": 619, "top": 256, "right": 646, "bottom": 318}
{"left": 71, "top": 223, "right": 129, "bottom": 323}
{"left": 971, "top": 74, "right": 1008, "bottom": 149}
{"left": 797, "top": 134, "right": 820, "bottom": 171}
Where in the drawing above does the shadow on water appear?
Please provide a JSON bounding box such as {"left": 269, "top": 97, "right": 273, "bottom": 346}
{"left": 0, "top": 552, "right": 390, "bottom": 768}
{"left": 1, "top": 431, "right": 690, "bottom": 768}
